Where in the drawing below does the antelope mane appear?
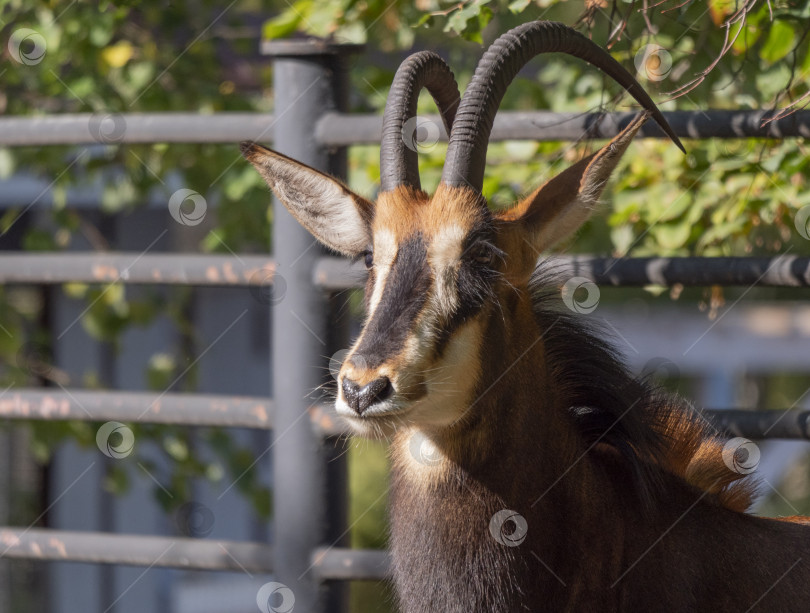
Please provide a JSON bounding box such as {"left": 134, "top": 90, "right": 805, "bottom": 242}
{"left": 530, "top": 265, "right": 757, "bottom": 513}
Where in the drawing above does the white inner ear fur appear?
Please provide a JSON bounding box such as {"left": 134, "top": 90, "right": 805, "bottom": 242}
{"left": 532, "top": 151, "right": 625, "bottom": 252}
{"left": 527, "top": 123, "right": 641, "bottom": 252}
{"left": 263, "top": 156, "right": 370, "bottom": 256}
{"left": 532, "top": 194, "right": 597, "bottom": 252}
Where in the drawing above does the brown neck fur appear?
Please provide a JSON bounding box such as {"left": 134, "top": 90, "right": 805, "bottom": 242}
{"left": 389, "top": 285, "right": 624, "bottom": 611}
{"left": 388, "top": 273, "right": 810, "bottom": 612}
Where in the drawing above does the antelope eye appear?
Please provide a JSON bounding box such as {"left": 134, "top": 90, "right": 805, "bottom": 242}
{"left": 471, "top": 245, "right": 493, "bottom": 265}
{"left": 364, "top": 251, "right": 374, "bottom": 269}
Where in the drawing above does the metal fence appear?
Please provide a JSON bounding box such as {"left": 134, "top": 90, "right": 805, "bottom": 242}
{"left": 1, "top": 38, "right": 810, "bottom": 612}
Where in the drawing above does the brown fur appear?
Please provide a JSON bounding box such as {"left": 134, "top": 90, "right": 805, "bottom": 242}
{"left": 242, "top": 116, "right": 810, "bottom": 612}
{"left": 387, "top": 270, "right": 810, "bottom": 611}
{"left": 656, "top": 408, "right": 757, "bottom": 513}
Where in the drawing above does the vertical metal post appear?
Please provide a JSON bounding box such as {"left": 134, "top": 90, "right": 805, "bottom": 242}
{"left": 263, "top": 39, "right": 362, "bottom": 613}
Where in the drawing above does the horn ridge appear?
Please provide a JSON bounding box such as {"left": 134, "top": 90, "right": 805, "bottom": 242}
{"left": 441, "top": 20, "right": 685, "bottom": 191}
{"left": 380, "top": 51, "right": 461, "bottom": 192}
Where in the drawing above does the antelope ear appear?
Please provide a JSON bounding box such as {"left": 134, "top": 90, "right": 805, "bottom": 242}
{"left": 240, "top": 142, "right": 373, "bottom": 257}
{"left": 500, "top": 113, "right": 649, "bottom": 252}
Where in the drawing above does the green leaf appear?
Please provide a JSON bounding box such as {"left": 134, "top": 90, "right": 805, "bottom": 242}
{"left": 445, "top": 0, "right": 491, "bottom": 38}
{"left": 610, "top": 225, "right": 635, "bottom": 254}
{"left": 164, "top": 436, "right": 189, "bottom": 461}
{"left": 22, "top": 229, "right": 56, "bottom": 251}
{"left": 760, "top": 20, "right": 797, "bottom": 64}
{"left": 509, "top": 0, "right": 531, "bottom": 13}
{"left": 0, "top": 149, "right": 16, "bottom": 179}
{"left": 477, "top": 6, "right": 493, "bottom": 33}
{"left": 262, "top": 2, "right": 313, "bottom": 41}
{"left": 651, "top": 221, "right": 692, "bottom": 250}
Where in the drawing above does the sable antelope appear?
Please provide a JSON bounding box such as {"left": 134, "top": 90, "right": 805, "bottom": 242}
{"left": 242, "top": 20, "right": 810, "bottom": 613}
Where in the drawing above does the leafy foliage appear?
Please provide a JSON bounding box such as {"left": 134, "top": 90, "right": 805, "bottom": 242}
{"left": 2, "top": 0, "right": 810, "bottom": 521}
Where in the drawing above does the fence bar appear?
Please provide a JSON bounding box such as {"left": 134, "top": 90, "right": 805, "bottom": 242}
{"left": 2, "top": 110, "right": 809, "bottom": 147}
{"left": 317, "top": 410, "right": 810, "bottom": 441}
{"left": 703, "top": 409, "right": 810, "bottom": 440}
{"left": 265, "top": 39, "right": 360, "bottom": 613}
{"left": 0, "top": 389, "right": 273, "bottom": 428}
{"left": 0, "top": 113, "right": 275, "bottom": 146}
{"left": 314, "top": 255, "right": 810, "bottom": 290}
{"left": 0, "top": 388, "right": 346, "bottom": 436}
{"left": 1, "top": 390, "right": 806, "bottom": 440}
{"left": 316, "top": 109, "right": 810, "bottom": 146}
{"left": 564, "top": 255, "right": 810, "bottom": 288}
{"left": 0, "top": 253, "right": 274, "bottom": 286}
{"left": 0, "top": 527, "right": 272, "bottom": 571}
{"left": 311, "top": 547, "right": 390, "bottom": 581}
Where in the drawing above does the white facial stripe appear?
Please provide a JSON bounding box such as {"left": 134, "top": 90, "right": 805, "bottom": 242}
{"left": 347, "top": 228, "right": 398, "bottom": 372}
{"left": 366, "top": 228, "right": 397, "bottom": 318}
{"left": 429, "top": 224, "right": 466, "bottom": 316}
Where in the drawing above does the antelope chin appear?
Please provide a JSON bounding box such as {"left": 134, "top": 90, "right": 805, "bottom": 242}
{"left": 335, "top": 375, "right": 475, "bottom": 438}
{"left": 335, "top": 396, "right": 413, "bottom": 438}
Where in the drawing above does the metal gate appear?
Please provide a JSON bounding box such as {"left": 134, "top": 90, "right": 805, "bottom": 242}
{"left": 1, "top": 39, "right": 810, "bottom": 612}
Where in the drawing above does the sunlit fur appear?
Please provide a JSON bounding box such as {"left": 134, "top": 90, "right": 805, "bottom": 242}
{"left": 242, "top": 123, "right": 810, "bottom": 611}
{"left": 338, "top": 184, "right": 492, "bottom": 438}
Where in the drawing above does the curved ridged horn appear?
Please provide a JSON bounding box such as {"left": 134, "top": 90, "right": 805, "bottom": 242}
{"left": 380, "top": 51, "right": 461, "bottom": 192}
{"left": 441, "top": 21, "right": 685, "bottom": 190}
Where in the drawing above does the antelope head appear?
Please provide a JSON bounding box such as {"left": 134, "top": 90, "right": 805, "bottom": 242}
{"left": 242, "top": 21, "right": 683, "bottom": 439}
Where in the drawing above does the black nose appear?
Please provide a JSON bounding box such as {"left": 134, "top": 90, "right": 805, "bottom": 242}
{"left": 341, "top": 376, "right": 393, "bottom": 415}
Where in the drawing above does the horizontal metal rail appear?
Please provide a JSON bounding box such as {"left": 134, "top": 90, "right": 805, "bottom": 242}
{"left": 0, "top": 113, "right": 275, "bottom": 146}
{"left": 315, "top": 255, "right": 810, "bottom": 289}
{"left": 0, "top": 527, "right": 391, "bottom": 578}
{"left": 1, "top": 388, "right": 808, "bottom": 440}
{"left": 0, "top": 389, "right": 347, "bottom": 436}
{"left": 317, "top": 109, "right": 810, "bottom": 146}
{"left": 0, "top": 389, "right": 273, "bottom": 428}
{"left": 0, "top": 528, "right": 273, "bottom": 572}
{"left": 557, "top": 255, "right": 810, "bottom": 288}
{"left": 5, "top": 253, "right": 808, "bottom": 288}
{"left": 311, "top": 547, "right": 390, "bottom": 581}
{"left": 703, "top": 409, "right": 810, "bottom": 440}
{"left": 0, "top": 253, "right": 274, "bottom": 286}
{"left": 1, "top": 110, "right": 808, "bottom": 147}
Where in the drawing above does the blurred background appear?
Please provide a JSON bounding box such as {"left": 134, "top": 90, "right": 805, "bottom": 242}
{"left": 1, "top": 0, "right": 810, "bottom": 611}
